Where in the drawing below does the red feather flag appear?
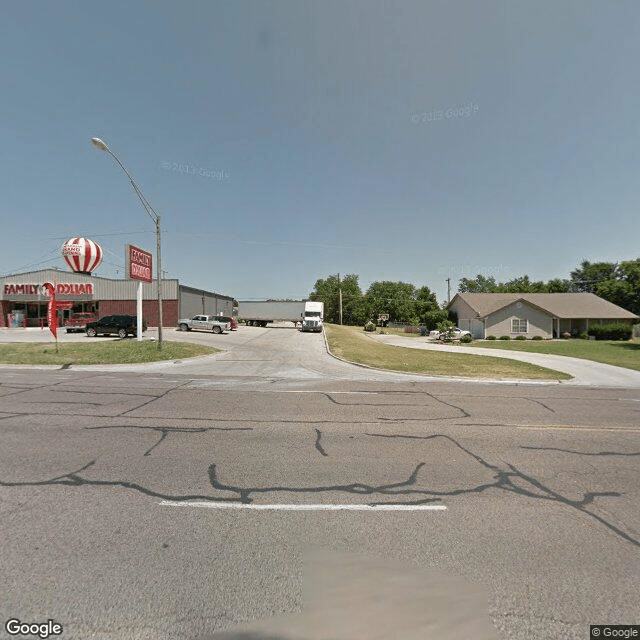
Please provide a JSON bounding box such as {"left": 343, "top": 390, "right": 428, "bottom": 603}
{"left": 42, "top": 282, "right": 57, "bottom": 340}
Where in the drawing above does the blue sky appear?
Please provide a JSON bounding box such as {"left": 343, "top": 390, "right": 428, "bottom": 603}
{"left": 2, "top": 0, "right": 639, "bottom": 303}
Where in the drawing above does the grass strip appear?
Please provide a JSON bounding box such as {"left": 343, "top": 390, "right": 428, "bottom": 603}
{"left": 0, "top": 341, "right": 218, "bottom": 365}
{"left": 325, "top": 324, "right": 571, "bottom": 380}
{"left": 465, "top": 339, "right": 640, "bottom": 372}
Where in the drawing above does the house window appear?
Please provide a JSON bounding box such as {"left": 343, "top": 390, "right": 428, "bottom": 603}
{"left": 511, "top": 318, "right": 528, "bottom": 333}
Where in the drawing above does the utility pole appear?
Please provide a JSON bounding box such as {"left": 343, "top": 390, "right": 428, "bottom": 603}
{"left": 446, "top": 278, "right": 451, "bottom": 305}
{"left": 338, "top": 273, "right": 343, "bottom": 325}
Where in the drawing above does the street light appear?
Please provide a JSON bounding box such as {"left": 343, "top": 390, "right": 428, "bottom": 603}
{"left": 91, "top": 137, "right": 163, "bottom": 348}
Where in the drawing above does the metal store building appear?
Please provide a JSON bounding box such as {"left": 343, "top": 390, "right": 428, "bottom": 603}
{"left": 0, "top": 269, "right": 235, "bottom": 328}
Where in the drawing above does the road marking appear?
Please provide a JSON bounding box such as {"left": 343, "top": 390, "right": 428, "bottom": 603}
{"left": 159, "top": 500, "right": 446, "bottom": 511}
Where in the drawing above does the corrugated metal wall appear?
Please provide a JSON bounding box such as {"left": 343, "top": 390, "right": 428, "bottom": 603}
{"left": 179, "top": 287, "right": 234, "bottom": 319}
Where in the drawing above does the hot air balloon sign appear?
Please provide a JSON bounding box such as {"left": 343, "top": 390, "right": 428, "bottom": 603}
{"left": 61, "top": 237, "right": 103, "bottom": 274}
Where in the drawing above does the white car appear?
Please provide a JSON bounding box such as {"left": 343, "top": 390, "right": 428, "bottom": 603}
{"left": 429, "top": 327, "right": 472, "bottom": 340}
{"left": 177, "top": 315, "right": 230, "bottom": 334}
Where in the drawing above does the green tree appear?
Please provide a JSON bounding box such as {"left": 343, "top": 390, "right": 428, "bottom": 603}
{"left": 414, "top": 285, "right": 447, "bottom": 328}
{"left": 458, "top": 275, "right": 498, "bottom": 293}
{"left": 363, "top": 281, "right": 418, "bottom": 325}
{"left": 616, "top": 259, "right": 640, "bottom": 315}
{"left": 594, "top": 259, "right": 640, "bottom": 315}
{"left": 545, "top": 278, "right": 571, "bottom": 293}
{"left": 420, "top": 308, "right": 450, "bottom": 330}
{"left": 309, "top": 274, "right": 365, "bottom": 325}
{"left": 570, "top": 261, "right": 617, "bottom": 293}
{"left": 460, "top": 274, "right": 571, "bottom": 294}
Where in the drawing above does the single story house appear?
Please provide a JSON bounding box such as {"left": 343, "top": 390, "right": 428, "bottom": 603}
{"left": 447, "top": 293, "right": 638, "bottom": 339}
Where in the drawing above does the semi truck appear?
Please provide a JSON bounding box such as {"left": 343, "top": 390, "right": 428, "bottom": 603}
{"left": 300, "top": 301, "right": 324, "bottom": 332}
{"left": 237, "top": 301, "right": 306, "bottom": 327}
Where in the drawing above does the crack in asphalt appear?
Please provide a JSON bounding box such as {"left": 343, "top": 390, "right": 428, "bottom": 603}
{"left": 0, "top": 460, "right": 240, "bottom": 503}
{"left": 85, "top": 424, "right": 254, "bottom": 456}
{"left": 526, "top": 398, "right": 556, "bottom": 413}
{"left": 314, "top": 429, "right": 328, "bottom": 457}
{"left": 321, "top": 390, "right": 471, "bottom": 420}
{"left": 365, "top": 432, "right": 638, "bottom": 548}
{"left": 118, "top": 379, "right": 195, "bottom": 417}
{"left": 521, "top": 445, "right": 640, "bottom": 457}
{"left": 1, "top": 428, "right": 636, "bottom": 547}
{"left": 205, "top": 461, "right": 440, "bottom": 505}
{"left": 1, "top": 376, "right": 638, "bottom": 548}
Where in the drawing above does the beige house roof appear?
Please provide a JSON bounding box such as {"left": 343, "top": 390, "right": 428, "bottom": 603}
{"left": 450, "top": 293, "right": 638, "bottom": 320}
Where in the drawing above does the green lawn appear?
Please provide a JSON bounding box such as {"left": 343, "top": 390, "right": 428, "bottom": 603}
{"left": 466, "top": 338, "right": 640, "bottom": 371}
{"left": 0, "top": 341, "right": 219, "bottom": 365}
{"left": 325, "top": 324, "right": 570, "bottom": 380}
{"left": 374, "top": 327, "right": 423, "bottom": 338}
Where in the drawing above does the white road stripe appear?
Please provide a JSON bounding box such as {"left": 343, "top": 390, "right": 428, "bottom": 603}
{"left": 159, "top": 500, "right": 446, "bottom": 511}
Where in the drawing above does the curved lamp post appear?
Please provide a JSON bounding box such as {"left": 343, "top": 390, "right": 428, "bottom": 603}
{"left": 91, "top": 137, "right": 163, "bottom": 349}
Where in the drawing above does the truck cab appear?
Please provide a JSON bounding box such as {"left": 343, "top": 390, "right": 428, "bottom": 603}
{"left": 300, "top": 301, "right": 324, "bottom": 332}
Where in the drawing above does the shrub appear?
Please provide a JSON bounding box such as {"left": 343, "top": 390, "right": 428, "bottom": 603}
{"left": 515, "top": 335, "right": 527, "bottom": 340}
{"left": 420, "top": 310, "right": 449, "bottom": 331}
{"left": 460, "top": 335, "right": 473, "bottom": 343}
{"left": 588, "top": 322, "right": 633, "bottom": 341}
{"left": 364, "top": 320, "right": 376, "bottom": 332}
{"left": 419, "top": 325, "right": 429, "bottom": 336}
{"left": 578, "top": 331, "right": 589, "bottom": 340}
{"left": 499, "top": 335, "right": 511, "bottom": 340}
{"left": 436, "top": 320, "right": 456, "bottom": 342}
{"left": 486, "top": 335, "right": 497, "bottom": 340}
{"left": 532, "top": 335, "right": 543, "bottom": 340}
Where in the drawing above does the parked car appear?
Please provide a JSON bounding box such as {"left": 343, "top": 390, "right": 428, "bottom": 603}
{"left": 86, "top": 314, "right": 147, "bottom": 338}
{"left": 176, "top": 315, "right": 230, "bottom": 333}
{"left": 429, "top": 327, "right": 472, "bottom": 340}
{"left": 216, "top": 315, "right": 238, "bottom": 330}
{"left": 64, "top": 312, "right": 98, "bottom": 333}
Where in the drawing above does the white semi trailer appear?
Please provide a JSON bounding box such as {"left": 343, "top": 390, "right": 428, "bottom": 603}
{"left": 237, "top": 301, "right": 306, "bottom": 327}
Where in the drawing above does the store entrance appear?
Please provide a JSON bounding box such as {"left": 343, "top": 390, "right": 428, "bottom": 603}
{"left": 6, "top": 301, "right": 99, "bottom": 328}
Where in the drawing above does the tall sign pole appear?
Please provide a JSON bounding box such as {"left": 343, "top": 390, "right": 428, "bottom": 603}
{"left": 156, "top": 215, "right": 163, "bottom": 346}
{"left": 338, "top": 273, "right": 343, "bottom": 325}
{"left": 126, "top": 244, "right": 153, "bottom": 342}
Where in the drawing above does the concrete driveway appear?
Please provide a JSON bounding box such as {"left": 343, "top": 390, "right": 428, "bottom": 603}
{"left": 370, "top": 333, "right": 640, "bottom": 388}
{"left": 3, "top": 325, "right": 640, "bottom": 387}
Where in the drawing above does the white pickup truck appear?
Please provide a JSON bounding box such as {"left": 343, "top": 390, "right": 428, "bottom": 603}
{"left": 177, "top": 315, "right": 230, "bottom": 334}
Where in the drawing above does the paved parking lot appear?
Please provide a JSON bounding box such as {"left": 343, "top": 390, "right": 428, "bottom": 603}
{"left": 3, "top": 324, "right": 640, "bottom": 387}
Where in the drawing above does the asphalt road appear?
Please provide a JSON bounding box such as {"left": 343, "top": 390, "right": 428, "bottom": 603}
{"left": 1, "top": 325, "right": 639, "bottom": 639}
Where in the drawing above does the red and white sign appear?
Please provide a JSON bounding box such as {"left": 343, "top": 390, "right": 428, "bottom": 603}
{"left": 61, "top": 237, "right": 103, "bottom": 274}
{"left": 3, "top": 283, "right": 94, "bottom": 296}
{"left": 126, "top": 244, "right": 153, "bottom": 283}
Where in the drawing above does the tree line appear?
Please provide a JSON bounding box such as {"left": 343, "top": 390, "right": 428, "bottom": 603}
{"left": 308, "top": 275, "right": 449, "bottom": 328}
{"left": 309, "top": 258, "right": 640, "bottom": 326}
